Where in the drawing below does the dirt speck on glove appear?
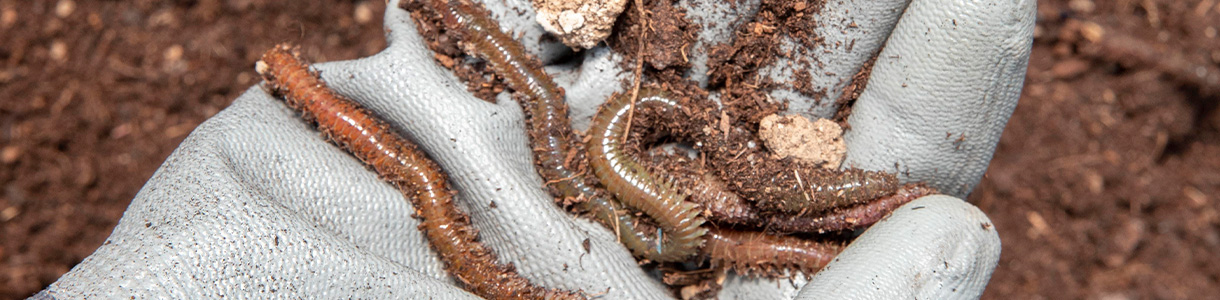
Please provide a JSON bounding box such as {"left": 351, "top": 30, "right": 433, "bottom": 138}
{"left": 532, "top": 0, "right": 627, "bottom": 49}
{"left": 758, "top": 114, "right": 845, "bottom": 169}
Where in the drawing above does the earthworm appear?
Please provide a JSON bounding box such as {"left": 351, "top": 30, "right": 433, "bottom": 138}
{"left": 691, "top": 176, "right": 936, "bottom": 233}
{"left": 743, "top": 167, "right": 900, "bottom": 214}
{"left": 408, "top": 0, "right": 698, "bottom": 262}
{"left": 587, "top": 89, "right": 708, "bottom": 261}
{"left": 693, "top": 128, "right": 901, "bottom": 214}
{"left": 787, "top": 183, "right": 936, "bottom": 232}
{"left": 417, "top": 0, "right": 598, "bottom": 203}
{"left": 701, "top": 229, "right": 843, "bottom": 278}
{"left": 256, "top": 45, "right": 583, "bottom": 300}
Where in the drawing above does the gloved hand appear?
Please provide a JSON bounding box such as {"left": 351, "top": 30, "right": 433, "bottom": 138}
{"left": 37, "top": 0, "right": 1033, "bottom": 298}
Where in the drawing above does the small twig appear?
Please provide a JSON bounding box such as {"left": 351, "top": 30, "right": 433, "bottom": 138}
{"left": 623, "top": 0, "right": 648, "bottom": 144}
{"left": 794, "top": 169, "right": 812, "bottom": 204}
{"left": 544, "top": 170, "right": 585, "bottom": 186}
{"left": 612, "top": 206, "right": 623, "bottom": 244}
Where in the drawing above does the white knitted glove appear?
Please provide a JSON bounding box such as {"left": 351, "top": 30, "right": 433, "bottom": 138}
{"left": 37, "top": 0, "right": 1033, "bottom": 298}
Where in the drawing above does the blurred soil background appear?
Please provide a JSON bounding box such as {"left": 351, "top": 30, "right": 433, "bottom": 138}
{"left": 1, "top": 0, "right": 1217, "bottom": 299}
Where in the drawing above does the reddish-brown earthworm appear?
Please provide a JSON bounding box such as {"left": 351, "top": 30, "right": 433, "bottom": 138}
{"left": 653, "top": 152, "right": 937, "bottom": 232}
{"left": 698, "top": 133, "right": 901, "bottom": 215}
{"left": 256, "top": 44, "right": 583, "bottom": 300}
{"left": 421, "top": 0, "right": 597, "bottom": 202}
{"left": 587, "top": 88, "right": 925, "bottom": 275}
{"left": 745, "top": 166, "right": 900, "bottom": 214}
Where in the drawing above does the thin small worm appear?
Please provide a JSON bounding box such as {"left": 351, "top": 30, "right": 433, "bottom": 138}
{"left": 257, "top": 45, "right": 582, "bottom": 300}
{"left": 412, "top": 0, "right": 684, "bottom": 261}
{"left": 587, "top": 90, "right": 708, "bottom": 261}
{"left": 702, "top": 229, "right": 843, "bottom": 278}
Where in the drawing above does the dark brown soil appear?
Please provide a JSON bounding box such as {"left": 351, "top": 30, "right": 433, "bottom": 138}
{"left": 703, "top": 0, "right": 827, "bottom": 103}
{"left": 401, "top": 0, "right": 507, "bottom": 103}
{"left": 2, "top": 0, "right": 1217, "bottom": 299}
{"left": 975, "top": 1, "right": 1220, "bottom": 299}
{"left": 0, "top": 0, "right": 386, "bottom": 298}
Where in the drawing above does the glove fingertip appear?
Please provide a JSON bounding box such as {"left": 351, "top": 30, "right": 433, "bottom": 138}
{"left": 800, "top": 195, "right": 1000, "bottom": 300}
{"left": 843, "top": 0, "right": 1036, "bottom": 197}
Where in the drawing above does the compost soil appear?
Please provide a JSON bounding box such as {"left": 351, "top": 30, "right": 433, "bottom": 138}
{"left": 2, "top": 0, "right": 1217, "bottom": 299}
{"left": 0, "top": 0, "right": 387, "bottom": 297}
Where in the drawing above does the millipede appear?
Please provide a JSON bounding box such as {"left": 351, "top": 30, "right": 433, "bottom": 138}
{"left": 587, "top": 90, "right": 708, "bottom": 262}
{"left": 256, "top": 44, "right": 583, "bottom": 300}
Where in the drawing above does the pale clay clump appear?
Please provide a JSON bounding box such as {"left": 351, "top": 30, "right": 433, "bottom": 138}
{"left": 758, "top": 114, "right": 847, "bottom": 169}
{"left": 532, "top": 0, "right": 627, "bottom": 49}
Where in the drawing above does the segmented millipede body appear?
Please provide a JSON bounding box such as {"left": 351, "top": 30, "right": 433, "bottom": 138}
{"left": 702, "top": 229, "right": 843, "bottom": 278}
{"left": 412, "top": 0, "right": 682, "bottom": 261}
{"left": 587, "top": 90, "right": 708, "bottom": 261}
{"left": 257, "top": 45, "right": 583, "bottom": 300}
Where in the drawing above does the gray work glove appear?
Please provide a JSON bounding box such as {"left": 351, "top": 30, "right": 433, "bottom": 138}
{"left": 37, "top": 0, "right": 1033, "bottom": 298}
